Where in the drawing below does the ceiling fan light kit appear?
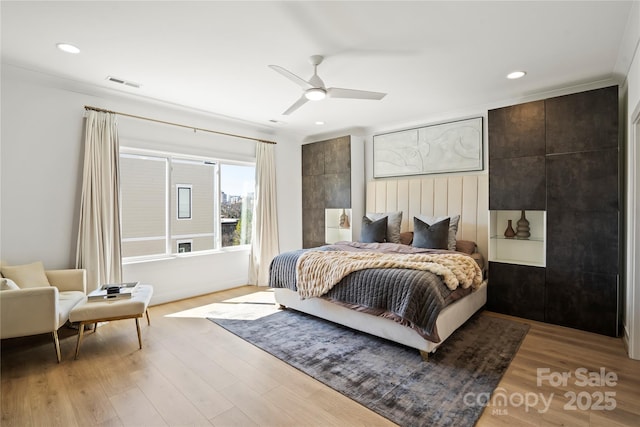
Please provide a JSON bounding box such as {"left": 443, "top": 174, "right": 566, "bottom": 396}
{"left": 305, "top": 88, "right": 327, "bottom": 101}
{"left": 269, "top": 55, "right": 386, "bottom": 115}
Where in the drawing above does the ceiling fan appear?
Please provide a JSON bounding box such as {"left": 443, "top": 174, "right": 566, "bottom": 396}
{"left": 269, "top": 55, "right": 387, "bottom": 115}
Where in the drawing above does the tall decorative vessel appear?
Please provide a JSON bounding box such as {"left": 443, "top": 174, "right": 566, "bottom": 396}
{"left": 339, "top": 209, "right": 350, "bottom": 229}
{"left": 516, "top": 210, "right": 530, "bottom": 239}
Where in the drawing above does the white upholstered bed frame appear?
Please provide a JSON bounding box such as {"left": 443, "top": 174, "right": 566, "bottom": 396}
{"left": 275, "top": 175, "right": 489, "bottom": 357}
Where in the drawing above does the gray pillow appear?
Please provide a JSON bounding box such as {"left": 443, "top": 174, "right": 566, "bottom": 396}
{"left": 366, "top": 211, "right": 402, "bottom": 243}
{"left": 412, "top": 217, "right": 450, "bottom": 249}
{"left": 360, "top": 216, "right": 388, "bottom": 243}
{"left": 415, "top": 214, "right": 460, "bottom": 251}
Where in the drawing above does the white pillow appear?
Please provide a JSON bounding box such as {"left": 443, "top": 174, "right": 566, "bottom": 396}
{"left": 0, "top": 278, "right": 20, "bottom": 290}
{"left": 365, "top": 211, "right": 402, "bottom": 243}
{"left": 415, "top": 214, "right": 460, "bottom": 251}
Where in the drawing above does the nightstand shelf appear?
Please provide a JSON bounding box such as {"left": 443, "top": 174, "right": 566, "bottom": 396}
{"left": 325, "top": 209, "right": 352, "bottom": 244}
{"left": 489, "top": 210, "right": 546, "bottom": 267}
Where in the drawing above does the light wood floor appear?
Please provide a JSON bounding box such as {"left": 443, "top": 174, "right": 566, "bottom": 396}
{"left": 2, "top": 285, "right": 639, "bottom": 426}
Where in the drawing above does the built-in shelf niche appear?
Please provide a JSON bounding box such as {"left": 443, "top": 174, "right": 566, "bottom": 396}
{"left": 489, "top": 210, "right": 546, "bottom": 267}
{"left": 325, "top": 208, "right": 352, "bottom": 244}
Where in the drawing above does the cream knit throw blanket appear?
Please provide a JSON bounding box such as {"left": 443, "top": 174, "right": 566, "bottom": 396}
{"left": 296, "top": 250, "right": 483, "bottom": 299}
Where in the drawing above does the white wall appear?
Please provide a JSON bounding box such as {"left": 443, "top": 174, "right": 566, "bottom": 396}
{"left": 0, "top": 64, "right": 302, "bottom": 304}
{"left": 624, "top": 1, "right": 640, "bottom": 360}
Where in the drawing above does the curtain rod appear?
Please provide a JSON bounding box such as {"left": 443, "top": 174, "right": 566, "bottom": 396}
{"left": 84, "top": 105, "right": 276, "bottom": 145}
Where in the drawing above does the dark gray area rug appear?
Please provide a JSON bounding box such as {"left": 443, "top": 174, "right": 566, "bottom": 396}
{"left": 208, "top": 307, "right": 529, "bottom": 427}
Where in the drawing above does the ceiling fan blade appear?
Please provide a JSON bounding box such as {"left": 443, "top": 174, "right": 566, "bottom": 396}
{"left": 269, "top": 65, "right": 313, "bottom": 90}
{"left": 327, "top": 87, "right": 386, "bottom": 100}
{"left": 282, "top": 96, "right": 309, "bottom": 115}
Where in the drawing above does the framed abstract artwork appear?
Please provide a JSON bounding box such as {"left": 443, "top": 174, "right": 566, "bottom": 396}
{"left": 373, "top": 117, "right": 483, "bottom": 178}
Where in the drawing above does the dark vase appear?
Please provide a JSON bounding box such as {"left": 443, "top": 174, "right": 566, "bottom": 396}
{"left": 516, "top": 210, "right": 531, "bottom": 239}
{"left": 504, "top": 219, "right": 516, "bottom": 238}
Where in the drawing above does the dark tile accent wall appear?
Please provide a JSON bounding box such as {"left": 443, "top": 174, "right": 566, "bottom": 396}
{"left": 302, "top": 142, "right": 325, "bottom": 176}
{"left": 324, "top": 136, "right": 351, "bottom": 174}
{"left": 302, "top": 136, "right": 352, "bottom": 249}
{"left": 545, "top": 86, "right": 619, "bottom": 154}
{"left": 302, "top": 208, "right": 326, "bottom": 249}
{"left": 488, "top": 85, "right": 620, "bottom": 337}
{"left": 546, "top": 210, "right": 619, "bottom": 275}
{"left": 489, "top": 156, "right": 546, "bottom": 210}
{"left": 301, "top": 175, "right": 325, "bottom": 209}
{"left": 544, "top": 86, "right": 620, "bottom": 337}
{"left": 487, "top": 262, "right": 545, "bottom": 321}
{"left": 545, "top": 269, "right": 619, "bottom": 337}
{"left": 546, "top": 149, "right": 619, "bottom": 212}
{"left": 325, "top": 173, "right": 351, "bottom": 208}
{"left": 488, "top": 100, "right": 545, "bottom": 159}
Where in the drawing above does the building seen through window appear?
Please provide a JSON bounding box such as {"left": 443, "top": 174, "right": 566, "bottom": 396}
{"left": 220, "top": 164, "right": 255, "bottom": 247}
{"left": 176, "top": 185, "right": 192, "bottom": 220}
{"left": 177, "top": 240, "right": 192, "bottom": 253}
{"left": 119, "top": 150, "right": 255, "bottom": 259}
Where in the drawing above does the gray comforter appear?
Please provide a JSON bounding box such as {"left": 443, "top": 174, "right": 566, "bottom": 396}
{"left": 268, "top": 242, "right": 472, "bottom": 342}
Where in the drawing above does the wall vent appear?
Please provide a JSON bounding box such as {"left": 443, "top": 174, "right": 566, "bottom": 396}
{"left": 106, "top": 76, "right": 141, "bottom": 88}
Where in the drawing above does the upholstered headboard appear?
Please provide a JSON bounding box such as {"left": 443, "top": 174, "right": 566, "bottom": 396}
{"left": 365, "top": 175, "right": 489, "bottom": 260}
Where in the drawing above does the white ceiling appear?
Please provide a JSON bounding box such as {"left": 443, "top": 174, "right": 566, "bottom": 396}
{"left": 1, "top": 1, "right": 636, "bottom": 139}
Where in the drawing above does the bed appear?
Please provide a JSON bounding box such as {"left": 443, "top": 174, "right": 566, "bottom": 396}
{"left": 270, "top": 175, "right": 489, "bottom": 359}
{"left": 270, "top": 244, "right": 486, "bottom": 359}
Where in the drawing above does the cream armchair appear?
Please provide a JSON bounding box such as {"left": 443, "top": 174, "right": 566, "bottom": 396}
{"left": 0, "top": 268, "right": 87, "bottom": 362}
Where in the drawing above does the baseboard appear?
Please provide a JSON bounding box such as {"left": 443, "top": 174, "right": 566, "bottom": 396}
{"left": 149, "top": 279, "right": 249, "bottom": 306}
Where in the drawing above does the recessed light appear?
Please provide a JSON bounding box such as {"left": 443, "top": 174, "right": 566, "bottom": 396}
{"left": 507, "top": 71, "right": 526, "bottom": 79}
{"left": 56, "top": 43, "right": 80, "bottom": 54}
{"left": 315, "top": 121, "right": 325, "bottom": 125}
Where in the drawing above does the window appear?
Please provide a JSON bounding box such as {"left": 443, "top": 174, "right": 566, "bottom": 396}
{"left": 120, "top": 149, "right": 255, "bottom": 260}
{"left": 177, "top": 185, "right": 192, "bottom": 219}
{"left": 120, "top": 153, "right": 168, "bottom": 258}
{"left": 177, "top": 240, "right": 192, "bottom": 253}
{"left": 220, "top": 164, "right": 255, "bottom": 247}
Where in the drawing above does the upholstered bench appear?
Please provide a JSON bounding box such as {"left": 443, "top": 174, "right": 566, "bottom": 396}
{"left": 69, "top": 284, "right": 153, "bottom": 359}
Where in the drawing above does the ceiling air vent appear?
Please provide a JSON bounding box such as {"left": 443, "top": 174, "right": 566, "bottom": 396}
{"left": 106, "top": 76, "right": 141, "bottom": 89}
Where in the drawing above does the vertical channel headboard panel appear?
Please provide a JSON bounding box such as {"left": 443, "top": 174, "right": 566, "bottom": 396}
{"left": 366, "top": 175, "right": 489, "bottom": 260}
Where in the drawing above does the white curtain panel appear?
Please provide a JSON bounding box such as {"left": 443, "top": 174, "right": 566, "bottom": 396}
{"left": 249, "top": 142, "right": 280, "bottom": 286}
{"left": 76, "top": 111, "right": 123, "bottom": 290}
